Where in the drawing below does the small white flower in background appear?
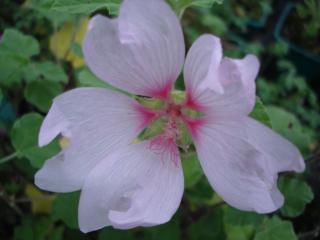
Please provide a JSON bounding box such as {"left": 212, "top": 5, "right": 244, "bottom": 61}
{"left": 35, "top": 0, "right": 305, "bottom": 233}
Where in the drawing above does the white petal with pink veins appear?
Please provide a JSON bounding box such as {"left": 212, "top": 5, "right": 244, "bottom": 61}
{"left": 184, "top": 34, "right": 260, "bottom": 115}
{"left": 245, "top": 117, "right": 305, "bottom": 173}
{"left": 184, "top": 34, "right": 223, "bottom": 102}
{"left": 219, "top": 55, "right": 260, "bottom": 114}
{"left": 78, "top": 141, "right": 183, "bottom": 232}
{"left": 35, "top": 88, "right": 145, "bottom": 192}
{"left": 83, "top": 0, "right": 185, "bottom": 98}
{"left": 194, "top": 121, "right": 286, "bottom": 213}
{"left": 187, "top": 82, "right": 249, "bottom": 119}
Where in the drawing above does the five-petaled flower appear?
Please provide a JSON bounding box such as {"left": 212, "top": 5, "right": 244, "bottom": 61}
{"left": 35, "top": 0, "right": 305, "bottom": 233}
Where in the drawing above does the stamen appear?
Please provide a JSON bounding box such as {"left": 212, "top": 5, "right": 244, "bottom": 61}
{"left": 148, "top": 117, "right": 181, "bottom": 167}
{"left": 139, "top": 90, "right": 205, "bottom": 166}
{"left": 59, "top": 136, "right": 70, "bottom": 149}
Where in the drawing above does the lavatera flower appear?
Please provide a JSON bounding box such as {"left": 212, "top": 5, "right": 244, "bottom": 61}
{"left": 35, "top": 0, "right": 305, "bottom": 233}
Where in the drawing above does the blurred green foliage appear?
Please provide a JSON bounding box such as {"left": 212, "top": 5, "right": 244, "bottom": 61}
{"left": 0, "top": 0, "right": 319, "bottom": 240}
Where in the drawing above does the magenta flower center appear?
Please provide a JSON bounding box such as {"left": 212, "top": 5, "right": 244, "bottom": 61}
{"left": 137, "top": 92, "right": 204, "bottom": 166}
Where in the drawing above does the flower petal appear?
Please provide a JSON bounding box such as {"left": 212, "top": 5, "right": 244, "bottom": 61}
{"left": 194, "top": 120, "right": 286, "bottom": 213}
{"left": 35, "top": 88, "right": 144, "bottom": 192}
{"left": 245, "top": 117, "right": 305, "bottom": 173}
{"left": 78, "top": 141, "right": 183, "bottom": 232}
{"left": 184, "top": 34, "right": 223, "bottom": 102}
{"left": 219, "top": 55, "right": 260, "bottom": 114}
{"left": 83, "top": 0, "right": 185, "bottom": 98}
{"left": 187, "top": 82, "right": 249, "bottom": 120}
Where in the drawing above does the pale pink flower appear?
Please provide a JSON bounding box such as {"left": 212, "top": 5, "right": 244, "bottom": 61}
{"left": 35, "top": 0, "right": 305, "bottom": 233}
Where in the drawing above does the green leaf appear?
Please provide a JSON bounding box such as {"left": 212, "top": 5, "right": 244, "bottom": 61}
{"left": 279, "top": 177, "right": 314, "bottom": 217}
{"left": 185, "top": 177, "right": 214, "bottom": 207}
{"left": 98, "top": 228, "right": 135, "bottom": 240}
{"left": 200, "top": 14, "right": 228, "bottom": 36}
{"left": 266, "top": 106, "right": 301, "bottom": 130}
{"left": 268, "top": 42, "right": 289, "bottom": 57}
{"left": 189, "top": 0, "right": 224, "bottom": 7}
{"left": 26, "top": 0, "right": 74, "bottom": 28}
{"left": 187, "top": 208, "right": 225, "bottom": 240}
{"left": 77, "top": 68, "right": 112, "bottom": 88}
{"left": 48, "top": 226, "right": 64, "bottom": 240}
{"left": 0, "top": 29, "right": 39, "bottom": 86}
{"left": 11, "top": 113, "right": 60, "bottom": 168}
{"left": 14, "top": 218, "right": 34, "bottom": 240}
{"left": 224, "top": 207, "right": 264, "bottom": 227}
{"left": 24, "top": 80, "right": 62, "bottom": 112}
{"left": 0, "top": 54, "right": 28, "bottom": 86}
{"left": 224, "top": 224, "right": 254, "bottom": 240}
{"left": 77, "top": 67, "right": 132, "bottom": 96}
{"left": 0, "top": 29, "right": 39, "bottom": 58}
{"left": 250, "top": 97, "right": 272, "bottom": 128}
{"left": 254, "top": 216, "right": 297, "bottom": 240}
{"left": 24, "top": 61, "right": 68, "bottom": 83}
{"left": 145, "top": 220, "right": 181, "bottom": 240}
{"left": 52, "top": 191, "right": 80, "bottom": 229}
{"left": 52, "top": 0, "right": 121, "bottom": 15}
{"left": 182, "top": 152, "right": 203, "bottom": 188}
{"left": 167, "top": 0, "right": 223, "bottom": 17}
{"left": 266, "top": 106, "right": 311, "bottom": 154}
{"left": 14, "top": 217, "right": 51, "bottom": 240}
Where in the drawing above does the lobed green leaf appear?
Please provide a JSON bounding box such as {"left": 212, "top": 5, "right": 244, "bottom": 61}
{"left": 52, "top": 191, "right": 81, "bottom": 229}
{"left": 254, "top": 216, "right": 297, "bottom": 240}
{"left": 11, "top": 113, "right": 60, "bottom": 168}
{"left": 24, "top": 61, "right": 68, "bottom": 83}
{"left": 279, "top": 177, "right": 314, "bottom": 218}
{"left": 52, "top": 0, "right": 121, "bottom": 15}
{"left": 24, "top": 80, "right": 62, "bottom": 112}
{"left": 250, "top": 97, "right": 272, "bottom": 128}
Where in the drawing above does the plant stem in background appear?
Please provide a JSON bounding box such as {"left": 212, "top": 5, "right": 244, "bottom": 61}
{"left": 0, "top": 189, "right": 23, "bottom": 216}
{"left": 0, "top": 152, "right": 17, "bottom": 164}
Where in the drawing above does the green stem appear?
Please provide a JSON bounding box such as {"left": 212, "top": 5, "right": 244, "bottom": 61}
{"left": 0, "top": 152, "right": 17, "bottom": 164}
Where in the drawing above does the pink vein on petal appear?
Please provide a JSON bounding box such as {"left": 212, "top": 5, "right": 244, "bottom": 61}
{"left": 149, "top": 135, "right": 179, "bottom": 167}
{"left": 148, "top": 81, "right": 174, "bottom": 99}
{"left": 182, "top": 117, "right": 205, "bottom": 142}
{"left": 184, "top": 90, "right": 203, "bottom": 112}
{"left": 133, "top": 103, "right": 158, "bottom": 130}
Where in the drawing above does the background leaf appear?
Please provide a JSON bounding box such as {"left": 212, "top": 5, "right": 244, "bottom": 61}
{"left": 24, "top": 61, "right": 68, "bottom": 83}
{"left": 279, "top": 177, "right": 314, "bottom": 217}
{"left": 0, "top": 29, "right": 39, "bottom": 58}
{"left": 224, "top": 207, "right": 264, "bottom": 227}
{"left": 182, "top": 152, "right": 203, "bottom": 189}
{"left": 52, "top": 0, "right": 121, "bottom": 15}
{"left": 52, "top": 192, "right": 80, "bottom": 229}
{"left": 25, "top": 184, "right": 55, "bottom": 214}
{"left": 250, "top": 97, "right": 272, "bottom": 128}
{"left": 26, "top": 0, "right": 74, "bottom": 28}
{"left": 14, "top": 217, "right": 52, "bottom": 240}
{"left": 10, "top": 113, "right": 60, "bottom": 168}
{"left": 98, "top": 227, "right": 135, "bottom": 240}
{"left": 0, "top": 29, "right": 39, "bottom": 86}
{"left": 167, "top": 0, "right": 223, "bottom": 16}
{"left": 49, "top": 18, "right": 88, "bottom": 68}
{"left": 187, "top": 208, "right": 225, "bottom": 240}
{"left": 266, "top": 106, "right": 312, "bottom": 155}
{"left": 24, "top": 80, "right": 62, "bottom": 112}
{"left": 143, "top": 218, "right": 181, "bottom": 240}
{"left": 254, "top": 216, "right": 297, "bottom": 240}
{"left": 77, "top": 67, "right": 113, "bottom": 88}
{"left": 224, "top": 224, "right": 254, "bottom": 240}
